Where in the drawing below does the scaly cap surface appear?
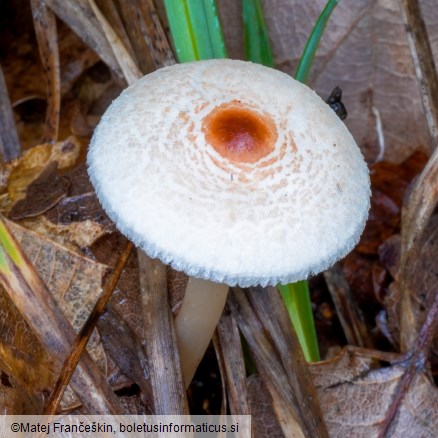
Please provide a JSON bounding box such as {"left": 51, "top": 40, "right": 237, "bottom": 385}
{"left": 88, "top": 59, "right": 370, "bottom": 287}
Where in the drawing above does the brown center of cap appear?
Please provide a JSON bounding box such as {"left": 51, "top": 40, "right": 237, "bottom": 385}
{"left": 202, "top": 101, "right": 277, "bottom": 164}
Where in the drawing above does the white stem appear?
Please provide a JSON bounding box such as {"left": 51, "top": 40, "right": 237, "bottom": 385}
{"left": 174, "top": 277, "right": 229, "bottom": 387}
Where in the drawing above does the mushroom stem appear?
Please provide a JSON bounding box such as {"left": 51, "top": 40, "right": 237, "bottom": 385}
{"left": 174, "top": 277, "right": 229, "bottom": 386}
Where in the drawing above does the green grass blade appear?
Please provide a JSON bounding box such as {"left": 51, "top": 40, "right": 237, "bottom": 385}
{"left": 242, "top": 0, "right": 273, "bottom": 67}
{"left": 278, "top": 282, "right": 320, "bottom": 362}
{"left": 0, "top": 218, "right": 25, "bottom": 271}
{"left": 295, "top": 0, "right": 339, "bottom": 83}
{"left": 203, "top": 0, "right": 227, "bottom": 58}
{"left": 164, "top": 0, "right": 227, "bottom": 62}
{"left": 163, "top": 0, "right": 196, "bottom": 62}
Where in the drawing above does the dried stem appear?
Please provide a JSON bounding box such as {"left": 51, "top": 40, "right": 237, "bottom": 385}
{"left": 88, "top": 0, "right": 142, "bottom": 85}
{"left": 138, "top": 251, "right": 189, "bottom": 414}
{"left": 44, "top": 241, "right": 133, "bottom": 415}
{"left": 113, "top": 0, "right": 175, "bottom": 72}
{"left": 229, "top": 287, "right": 329, "bottom": 438}
{"left": 31, "top": 0, "right": 60, "bottom": 143}
{"left": 215, "top": 310, "right": 250, "bottom": 416}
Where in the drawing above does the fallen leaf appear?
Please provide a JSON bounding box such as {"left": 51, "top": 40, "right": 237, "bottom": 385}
{"left": 91, "top": 232, "right": 187, "bottom": 341}
{"left": 310, "top": 347, "right": 438, "bottom": 437}
{"left": 4, "top": 136, "right": 81, "bottom": 210}
{"left": 9, "top": 161, "right": 70, "bottom": 220}
{"left": 247, "top": 374, "right": 284, "bottom": 438}
{"left": 7, "top": 163, "right": 114, "bottom": 250}
{"left": 0, "top": 219, "right": 110, "bottom": 410}
{"left": 0, "top": 371, "right": 44, "bottom": 414}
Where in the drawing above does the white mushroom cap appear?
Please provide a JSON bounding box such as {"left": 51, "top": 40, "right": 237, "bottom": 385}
{"left": 88, "top": 59, "right": 370, "bottom": 287}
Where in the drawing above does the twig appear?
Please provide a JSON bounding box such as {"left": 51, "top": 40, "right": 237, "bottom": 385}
{"left": 378, "top": 291, "right": 438, "bottom": 437}
{"left": 0, "top": 64, "right": 20, "bottom": 161}
{"left": 44, "top": 240, "right": 133, "bottom": 414}
{"left": 400, "top": 0, "right": 438, "bottom": 152}
{"left": 31, "top": 0, "right": 60, "bottom": 143}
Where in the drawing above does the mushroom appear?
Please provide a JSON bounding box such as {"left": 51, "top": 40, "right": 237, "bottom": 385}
{"left": 88, "top": 59, "right": 370, "bottom": 385}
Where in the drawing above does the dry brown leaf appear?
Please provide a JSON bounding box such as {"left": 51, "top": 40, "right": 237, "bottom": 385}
{"left": 220, "top": 0, "right": 437, "bottom": 162}
{"left": 0, "top": 219, "right": 110, "bottom": 410}
{"left": 0, "top": 291, "right": 55, "bottom": 394}
{"left": 4, "top": 136, "right": 80, "bottom": 210}
{"left": 0, "top": 371, "right": 44, "bottom": 414}
{"left": 9, "top": 161, "right": 70, "bottom": 220}
{"left": 247, "top": 374, "right": 287, "bottom": 438}
{"left": 3, "top": 151, "right": 113, "bottom": 250}
{"left": 310, "top": 347, "right": 438, "bottom": 437}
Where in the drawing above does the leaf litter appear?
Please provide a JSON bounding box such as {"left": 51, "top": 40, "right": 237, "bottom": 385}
{"left": 0, "top": 218, "right": 110, "bottom": 411}
{"left": 0, "top": 1, "right": 437, "bottom": 435}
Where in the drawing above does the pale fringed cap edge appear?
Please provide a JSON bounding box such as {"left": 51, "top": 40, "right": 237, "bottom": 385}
{"left": 87, "top": 59, "right": 371, "bottom": 288}
{"left": 91, "top": 165, "right": 369, "bottom": 287}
